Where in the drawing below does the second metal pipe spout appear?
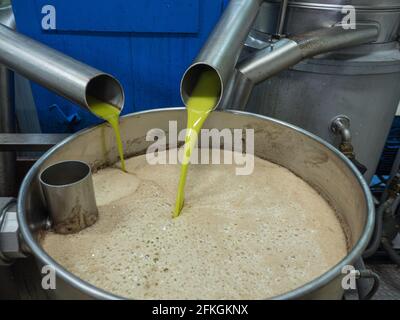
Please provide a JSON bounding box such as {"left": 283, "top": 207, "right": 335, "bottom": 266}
{"left": 0, "top": 24, "right": 125, "bottom": 113}
{"left": 230, "top": 24, "right": 380, "bottom": 109}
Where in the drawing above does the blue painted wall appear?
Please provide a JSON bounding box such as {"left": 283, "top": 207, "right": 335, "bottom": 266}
{"left": 12, "top": 0, "right": 225, "bottom": 133}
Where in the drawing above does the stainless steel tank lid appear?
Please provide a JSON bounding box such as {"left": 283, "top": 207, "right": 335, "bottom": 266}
{"left": 267, "top": 0, "right": 400, "bottom": 10}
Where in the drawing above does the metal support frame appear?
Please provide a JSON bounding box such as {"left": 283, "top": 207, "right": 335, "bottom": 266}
{"left": 0, "top": 134, "right": 69, "bottom": 152}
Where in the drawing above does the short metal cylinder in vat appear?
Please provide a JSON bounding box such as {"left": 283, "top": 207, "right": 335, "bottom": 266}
{"left": 39, "top": 161, "right": 98, "bottom": 234}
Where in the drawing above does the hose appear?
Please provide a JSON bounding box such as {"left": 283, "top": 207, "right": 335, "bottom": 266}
{"left": 381, "top": 237, "right": 400, "bottom": 266}
{"left": 363, "top": 200, "right": 388, "bottom": 258}
{"left": 363, "top": 195, "right": 400, "bottom": 258}
{"left": 357, "top": 269, "right": 381, "bottom": 300}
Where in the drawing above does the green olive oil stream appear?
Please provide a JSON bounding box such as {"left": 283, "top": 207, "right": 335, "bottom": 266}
{"left": 87, "top": 96, "right": 126, "bottom": 172}
{"left": 173, "top": 70, "right": 221, "bottom": 218}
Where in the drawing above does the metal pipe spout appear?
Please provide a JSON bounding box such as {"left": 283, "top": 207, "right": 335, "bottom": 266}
{"left": 180, "top": 0, "right": 264, "bottom": 110}
{"left": 231, "top": 24, "right": 380, "bottom": 109}
{"left": 0, "top": 24, "right": 125, "bottom": 113}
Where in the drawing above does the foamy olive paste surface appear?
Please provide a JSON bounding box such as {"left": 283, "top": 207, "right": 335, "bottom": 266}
{"left": 41, "top": 149, "right": 347, "bottom": 299}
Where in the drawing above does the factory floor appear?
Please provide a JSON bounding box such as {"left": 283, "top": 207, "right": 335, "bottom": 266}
{"left": 368, "top": 264, "right": 400, "bottom": 300}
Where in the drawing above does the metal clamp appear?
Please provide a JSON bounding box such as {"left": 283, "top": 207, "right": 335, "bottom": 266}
{"left": 331, "top": 115, "right": 367, "bottom": 175}
{"left": 0, "top": 197, "right": 26, "bottom": 265}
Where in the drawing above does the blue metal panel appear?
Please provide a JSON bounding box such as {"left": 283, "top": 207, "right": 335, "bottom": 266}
{"left": 33, "top": 0, "right": 200, "bottom": 33}
{"left": 11, "top": 0, "right": 225, "bottom": 133}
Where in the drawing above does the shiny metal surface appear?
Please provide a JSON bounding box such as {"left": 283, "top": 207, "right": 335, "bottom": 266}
{"left": 39, "top": 161, "right": 98, "bottom": 234}
{"left": 0, "top": 134, "right": 70, "bottom": 152}
{"left": 0, "top": 3, "right": 13, "bottom": 27}
{"left": 18, "top": 108, "right": 374, "bottom": 299}
{"left": 182, "top": 0, "right": 395, "bottom": 187}
{"left": 180, "top": 0, "right": 263, "bottom": 109}
{"left": 243, "top": 37, "right": 400, "bottom": 182}
{"left": 0, "top": 24, "right": 124, "bottom": 112}
{"left": 0, "top": 5, "right": 16, "bottom": 197}
{"left": 0, "top": 197, "right": 14, "bottom": 265}
{"left": 292, "top": 24, "right": 379, "bottom": 56}
{"left": 289, "top": 0, "right": 400, "bottom": 9}
{"left": 230, "top": 25, "right": 378, "bottom": 109}
{"left": 0, "top": 199, "right": 25, "bottom": 263}
{"left": 239, "top": 38, "right": 301, "bottom": 84}
{"left": 231, "top": 38, "right": 301, "bottom": 108}
{"left": 254, "top": 1, "right": 400, "bottom": 43}
{"left": 331, "top": 116, "right": 351, "bottom": 143}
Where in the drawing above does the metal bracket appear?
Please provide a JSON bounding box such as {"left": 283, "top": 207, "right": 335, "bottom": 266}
{"left": 0, "top": 197, "right": 26, "bottom": 265}
{"left": 0, "top": 133, "right": 69, "bottom": 152}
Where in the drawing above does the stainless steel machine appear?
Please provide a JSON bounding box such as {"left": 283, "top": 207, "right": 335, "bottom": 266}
{"left": 1, "top": 0, "right": 400, "bottom": 299}
{"left": 246, "top": 0, "right": 400, "bottom": 183}
{"left": 181, "top": 0, "right": 400, "bottom": 183}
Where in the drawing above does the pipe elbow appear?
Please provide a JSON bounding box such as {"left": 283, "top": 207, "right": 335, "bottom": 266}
{"left": 229, "top": 24, "right": 379, "bottom": 109}
{"left": 292, "top": 24, "right": 380, "bottom": 59}
{"left": 229, "top": 70, "right": 255, "bottom": 110}
{"left": 237, "top": 39, "right": 302, "bottom": 85}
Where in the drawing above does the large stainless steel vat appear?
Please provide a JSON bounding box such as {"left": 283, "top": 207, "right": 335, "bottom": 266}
{"left": 243, "top": 0, "right": 400, "bottom": 182}
{"left": 254, "top": 0, "right": 400, "bottom": 43}
{"left": 17, "top": 108, "right": 374, "bottom": 299}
